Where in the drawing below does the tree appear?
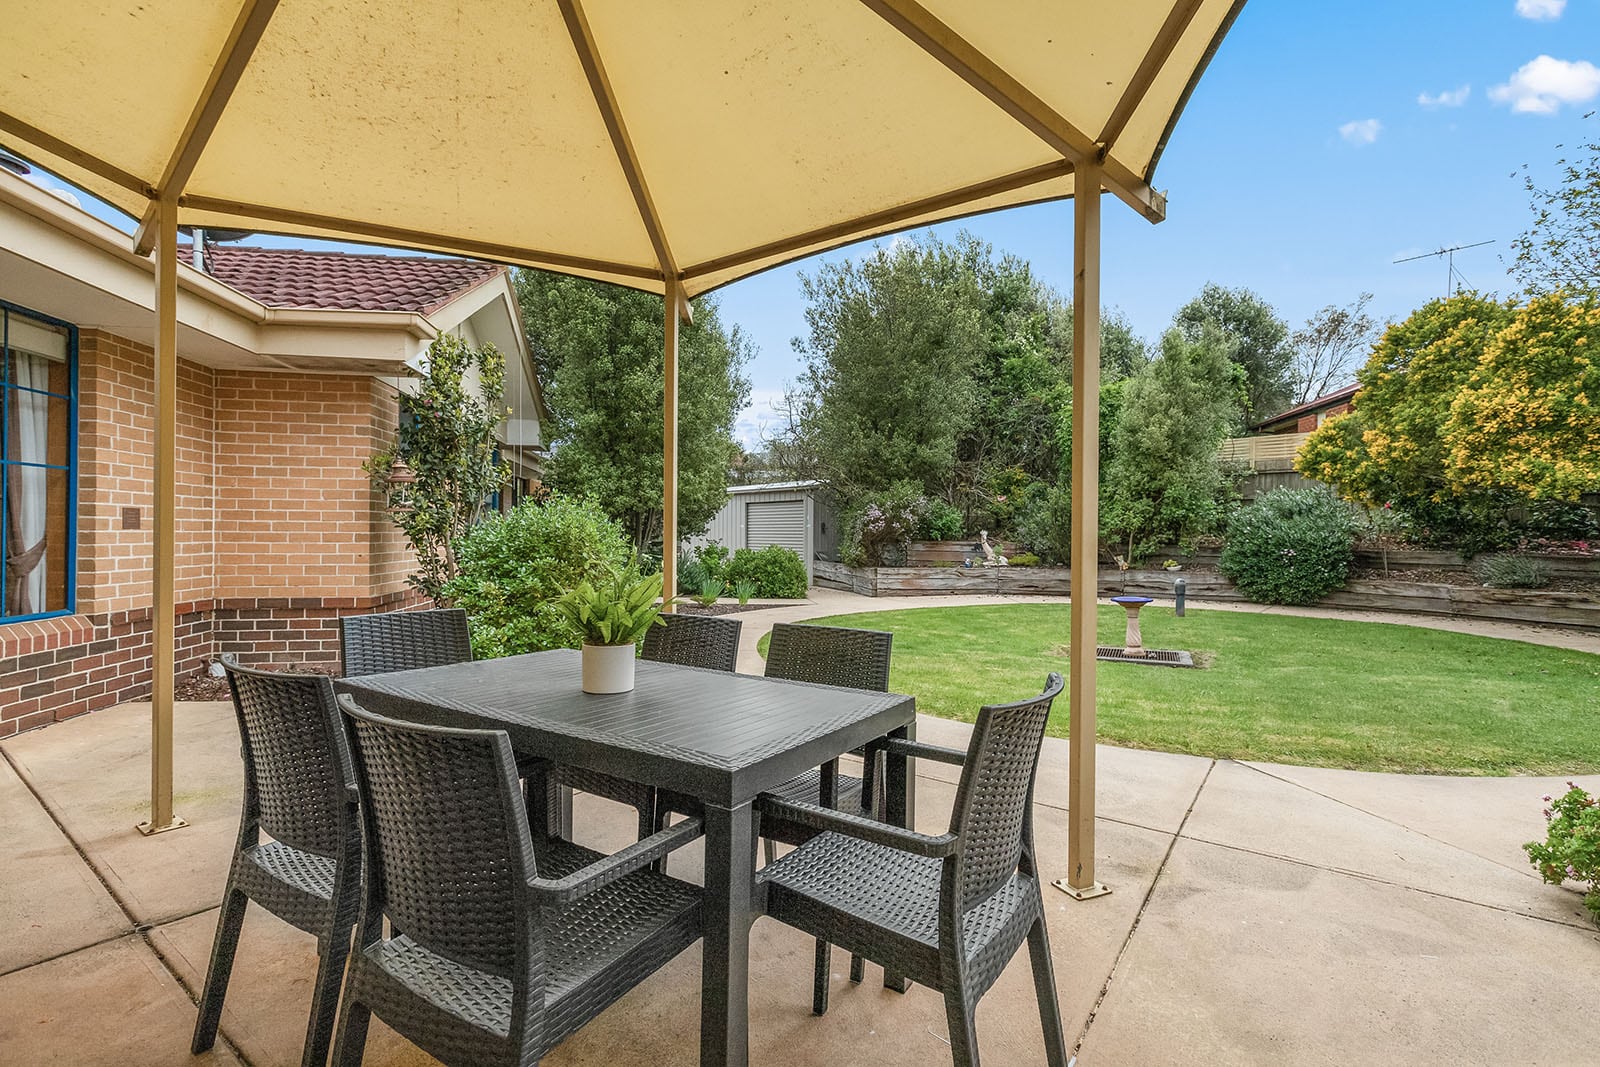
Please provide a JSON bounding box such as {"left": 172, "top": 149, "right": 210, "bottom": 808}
{"left": 1295, "top": 292, "right": 1518, "bottom": 546}
{"left": 1443, "top": 293, "right": 1600, "bottom": 501}
{"left": 1100, "top": 325, "right": 1243, "bottom": 560}
{"left": 1289, "top": 293, "right": 1379, "bottom": 405}
{"left": 1510, "top": 117, "right": 1600, "bottom": 297}
{"left": 1173, "top": 282, "right": 1292, "bottom": 420}
{"left": 368, "top": 333, "right": 510, "bottom": 604}
{"left": 776, "top": 235, "right": 984, "bottom": 501}
{"left": 517, "top": 271, "right": 752, "bottom": 549}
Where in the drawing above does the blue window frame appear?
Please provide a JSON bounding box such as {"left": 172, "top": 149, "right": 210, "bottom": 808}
{"left": 1, "top": 300, "right": 78, "bottom": 623}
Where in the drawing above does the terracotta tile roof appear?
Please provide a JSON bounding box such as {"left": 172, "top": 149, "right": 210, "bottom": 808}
{"left": 1249, "top": 383, "right": 1360, "bottom": 432}
{"left": 199, "top": 245, "right": 504, "bottom": 314}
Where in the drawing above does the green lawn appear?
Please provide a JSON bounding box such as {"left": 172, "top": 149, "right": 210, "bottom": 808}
{"left": 772, "top": 605, "right": 1600, "bottom": 775}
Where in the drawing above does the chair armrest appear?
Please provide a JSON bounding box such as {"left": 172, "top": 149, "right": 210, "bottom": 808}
{"left": 881, "top": 737, "right": 966, "bottom": 766}
{"left": 526, "top": 816, "right": 704, "bottom": 906}
{"left": 758, "top": 796, "right": 957, "bottom": 858}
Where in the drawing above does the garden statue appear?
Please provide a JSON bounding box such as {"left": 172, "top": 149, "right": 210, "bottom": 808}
{"left": 977, "top": 530, "right": 1009, "bottom": 567}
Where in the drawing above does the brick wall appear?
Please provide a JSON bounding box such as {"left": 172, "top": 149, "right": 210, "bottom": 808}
{"left": 0, "top": 330, "right": 425, "bottom": 737}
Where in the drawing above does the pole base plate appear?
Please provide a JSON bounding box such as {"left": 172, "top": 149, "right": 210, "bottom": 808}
{"left": 1052, "top": 878, "right": 1111, "bottom": 901}
{"left": 136, "top": 816, "right": 189, "bottom": 836}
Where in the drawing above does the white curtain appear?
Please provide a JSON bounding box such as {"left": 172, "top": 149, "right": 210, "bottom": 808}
{"left": 5, "top": 351, "right": 50, "bottom": 615}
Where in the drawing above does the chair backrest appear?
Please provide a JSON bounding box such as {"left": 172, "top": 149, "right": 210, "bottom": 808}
{"left": 641, "top": 613, "right": 742, "bottom": 672}
{"left": 947, "top": 673, "right": 1064, "bottom": 912}
{"left": 339, "top": 695, "right": 534, "bottom": 976}
{"left": 763, "top": 623, "right": 892, "bottom": 692}
{"left": 222, "top": 655, "right": 354, "bottom": 859}
{"left": 340, "top": 607, "right": 472, "bottom": 678}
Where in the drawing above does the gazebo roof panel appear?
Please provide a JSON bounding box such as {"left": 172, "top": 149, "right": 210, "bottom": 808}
{"left": 186, "top": 0, "right": 659, "bottom": 273}
{"left": 584, "top": 0, "right": 1060, "bottom": 272}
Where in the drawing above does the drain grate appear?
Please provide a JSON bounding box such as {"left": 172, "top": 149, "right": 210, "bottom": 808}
{"left": 1095, "top": 646, "right": 1195, "bottom": 668}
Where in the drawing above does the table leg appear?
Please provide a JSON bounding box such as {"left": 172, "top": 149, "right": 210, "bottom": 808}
{"left": 882, "top": 720, "right": 916, "bottom": 994}
{"left": 524, "top": 769, "right": 574, "bottom": 841}
{"left": 702, "top": 800, "right": 756, "bottom": 1067}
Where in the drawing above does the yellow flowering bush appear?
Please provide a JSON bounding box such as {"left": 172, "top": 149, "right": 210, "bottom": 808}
{"left": 1444, "top": 293, "right": 1600, "bottom": 501}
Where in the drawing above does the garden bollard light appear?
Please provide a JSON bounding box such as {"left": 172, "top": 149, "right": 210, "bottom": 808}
{"left": 1174, "top": 577, "right": 1187, "bottom": 617}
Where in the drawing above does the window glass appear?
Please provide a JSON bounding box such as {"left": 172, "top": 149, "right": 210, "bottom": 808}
{"left": 2, "top": 305, "right": 75, "bottom": 621}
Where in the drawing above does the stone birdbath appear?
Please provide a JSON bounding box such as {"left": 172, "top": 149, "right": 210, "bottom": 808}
{"left": 1110, "top": 595, "right": 1155, "bottom": 658}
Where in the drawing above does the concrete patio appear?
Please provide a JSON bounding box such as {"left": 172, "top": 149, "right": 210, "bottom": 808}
{"left": 2, "top": 597, "right": 1597, "bottom": 1066}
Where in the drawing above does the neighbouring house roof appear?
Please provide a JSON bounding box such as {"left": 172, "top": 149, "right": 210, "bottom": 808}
{"left": 1249, "top": 383, "right": 1360, "bottom": 433}
{"left": 199, "top": 245, "right": 504, "bottom": 314}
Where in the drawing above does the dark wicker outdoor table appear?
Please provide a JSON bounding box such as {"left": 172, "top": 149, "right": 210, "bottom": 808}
{"left": 336, "top": 647, "right": 916, "bottom": 1067}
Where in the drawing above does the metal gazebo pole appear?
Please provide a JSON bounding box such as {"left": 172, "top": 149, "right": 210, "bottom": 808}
{"left": 137, "top": 196, "right": 186, "bottom": 836}
{"left": 1056, "top": 161, "right": 1108, "bottom": 899}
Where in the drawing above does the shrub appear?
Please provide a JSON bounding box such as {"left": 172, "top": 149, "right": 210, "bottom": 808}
{"left": 694, "top": 541, "right": 731, "bottom": 581}
{"left": 1015, "top": 482, "right": 1071, "bottom": 564}
{"left": 443, "top": 494, "right": 633, "bottom": 658}
{"left": 1524, "top": 785, "right": 1600, "bottom": 927}
{"left": 1473, "top": 554, "right": 1552, "bottom": 589}
{"left": 1007, "top": 552, "right": 1041, "bottom": 567}
{"left": 917, "top": 498, "right": 964, "bottom": 542}
{"left": 841, "top": 481, "right": 925, "bottom": 566}
{"left": 724, "top": 545, "right": 808, "bottom": 598}
{"left": 1219, "top": 487, "right": 1355, "bottom": 605}
{"left": 675, "top": 553, "right": 709, "bottom": 594}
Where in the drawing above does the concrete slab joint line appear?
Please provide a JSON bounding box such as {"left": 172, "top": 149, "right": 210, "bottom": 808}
{"left": 1071, "top": 758, "right": 1216, "bottom": 1059}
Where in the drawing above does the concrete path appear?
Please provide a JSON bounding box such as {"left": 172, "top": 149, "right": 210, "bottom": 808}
{"left": 1, "top": 592, "right": 1596, "bottom": 1065}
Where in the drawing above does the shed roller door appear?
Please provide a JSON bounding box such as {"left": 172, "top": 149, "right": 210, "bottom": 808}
{"left": 746, "top": 500, "right": 806, "bottom": 557}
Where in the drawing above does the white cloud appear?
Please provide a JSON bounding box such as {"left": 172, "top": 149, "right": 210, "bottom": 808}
{"left": 734, "top": 389, "right": 787, "bottom": 451}
{"left": 1490, "top": 55, "right": 1600, "bottom": 113}
{"left": 1417, "top": 84, "right": 1470, "bottom": 108}
{"left": 1338, "top": 118, "right": 1382, "bottom": 145}
{"left": 1515, "top": 0, "right": 1566, "bottom": 20}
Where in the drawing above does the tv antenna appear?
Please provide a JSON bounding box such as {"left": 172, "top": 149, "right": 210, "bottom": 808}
{"left": 1393, "top": 240, "right": 1494, "bottom": 297}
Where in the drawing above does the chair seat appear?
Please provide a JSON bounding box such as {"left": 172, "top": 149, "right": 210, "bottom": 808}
{"left": 759, "top": 766, "right": 871, "bottom": 848}
{"left": 353, "top": 836, "right": 701, "bottom": 1051}
{"left": 234, "top": 841, "right": 340, "bottom": 935}
{"left": 761, "top": 832, "right": 1038, "bottom": 991}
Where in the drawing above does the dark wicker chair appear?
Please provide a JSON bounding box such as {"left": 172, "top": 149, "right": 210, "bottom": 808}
{"left": 191, "top": 656, "right": 362, "bottom": 1067}
{"left": 339, "top": 607, "right": 473, "bottom": 678}
{"left": 758, "top": 674, "right": 1069, "bottom": 1067}
{"left": 760, "top": 623, "right": 894, "bottom": 854}
{"left": 753, "top": 622, "right": 893, "bottom": 1013}
{"left": 330, "top": 696, "right": 705, "bottom": 1067}
{"left": 557, "top": 612, "right": 743, "bottom": 848}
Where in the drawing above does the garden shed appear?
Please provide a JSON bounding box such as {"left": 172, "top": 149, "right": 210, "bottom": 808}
{"left": 689, "top": 481, "right": 839, "bottom": 585}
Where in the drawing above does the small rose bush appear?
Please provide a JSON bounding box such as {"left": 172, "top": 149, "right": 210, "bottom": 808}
{"left": 1218, "top": 487, "right": 1356, "bottom": 605}
{"left": 1525, "top": 784, "right": 1600, "bottom": 927}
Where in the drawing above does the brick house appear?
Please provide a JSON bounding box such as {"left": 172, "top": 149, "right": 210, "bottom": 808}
{"left": 0, "top": 172, "right": 544, "bottom": 737}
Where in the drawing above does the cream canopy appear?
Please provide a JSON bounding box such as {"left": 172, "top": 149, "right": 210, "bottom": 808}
{"left": 2, "top": 0, "right": 1239, "bottom": 294}
{"left": 0, "top": 0, "right": 1242, "bottom": 903}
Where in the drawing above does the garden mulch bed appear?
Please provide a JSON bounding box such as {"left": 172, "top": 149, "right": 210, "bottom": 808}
{"left": 174, "top": 662, "right": 341, "bottom": 702}
{"left": 675, "top": 602, "right": 776, "bottom": 617}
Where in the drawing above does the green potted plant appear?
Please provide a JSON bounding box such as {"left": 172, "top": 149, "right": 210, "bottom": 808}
{"left": 554, "top": 567, "right": 668, "bottom": 694}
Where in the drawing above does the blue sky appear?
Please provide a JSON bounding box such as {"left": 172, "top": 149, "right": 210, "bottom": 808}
{"left": 714, "top": 0, "right": 1600, "bottom": 446}
{"left": 16, "top": 1, "right": 1600, "bottom": 448}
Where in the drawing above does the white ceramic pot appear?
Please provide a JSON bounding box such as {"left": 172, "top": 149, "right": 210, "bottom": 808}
{"left": 581, "top": 642, "right": 636, "bottom": 694}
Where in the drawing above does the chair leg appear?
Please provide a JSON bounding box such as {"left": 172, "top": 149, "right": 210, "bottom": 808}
{"left": 942, "top": 992, "right": 980, "bottom": 1067}
{"left": 330, "top": 996, "right": 372, "bottom": 1067}
{"left": 640, "top": 796, "right": 668, "bottom": 875}
{"left": 849, "top": 954, "right": 865, "bottom": 983}
{"left": 301, "top": 924, "right": 355, "bottom": 1067}
{"left": 1027, "top": 915, "right": 1069, "bottom": 1067}
{"left": 191, "top": 885, "right": 249, "bottom": 1054}
{"left": 812, "top": 939, "right": 831, "bottom": 1015}
{"left": 763, "top": 836, "right": 777, "bottom": 866}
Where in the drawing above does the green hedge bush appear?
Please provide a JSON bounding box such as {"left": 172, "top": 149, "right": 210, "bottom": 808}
{"left": 1219, "top": 487, "right": 1355, "bottom": 605}
{"left": 724, "top": 545, "right": 808, "bottom": 598}
{"left": 442, "top": 494, "right": 633, "bottom": 658}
